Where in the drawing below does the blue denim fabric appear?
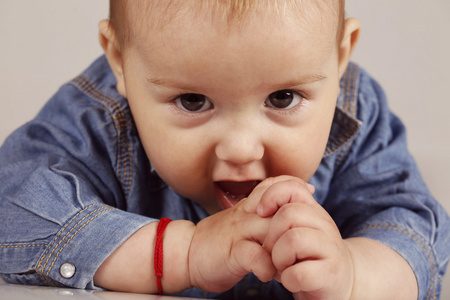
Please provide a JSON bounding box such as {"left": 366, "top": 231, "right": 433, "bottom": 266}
{"left": 0, "top": 56, "right": 448, "bottom": 299}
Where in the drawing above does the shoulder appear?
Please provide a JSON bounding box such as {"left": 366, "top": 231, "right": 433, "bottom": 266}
{"left": 1, "top": 56, "right": 145, "bottom": 205}
{"left": 67, "top": 56, "right": 130, "bottom": 117}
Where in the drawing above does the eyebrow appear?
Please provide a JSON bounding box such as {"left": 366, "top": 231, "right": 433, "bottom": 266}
{"left": 146, "top": 77, "right": 198, "bottom": 92}
{"left": 272, "top": 74, "right": 329, "bottom": 90}
{"left": 146, "top": 73, "right": 328, "bottom": 91}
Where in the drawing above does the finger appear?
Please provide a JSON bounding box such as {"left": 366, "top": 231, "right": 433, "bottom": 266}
{"left": 242, "top": 176, "right": 286, "bottom": 213}
{"left": 242, "top": 212, "right": 272, "bottom": 245}
{"left": 243, "top": 176, "right": 313, "bottom": 214}
{"left": 271, "top": 227, "right": 330, "bottom": 271}
{"left": 215, "top": 204, "right": 272, "bottom": 246}
{"left": 263, "top": 203, "right": 336, "bottom": 252}
{"left": 280, "top": 260, "right": 329, "bottom": 294}
{"left": 256, "top": 179, "right": 316, "bottom": 218}
{"left": 191, "top": 205, "right": 271, "bottom": 258}
{"left": 233, "top": 240, "right": 276, "bottom": 282}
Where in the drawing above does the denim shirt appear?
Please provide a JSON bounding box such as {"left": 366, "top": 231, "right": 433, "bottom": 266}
{"left": 0, "top": 56, "right": 449, "bottom": 299}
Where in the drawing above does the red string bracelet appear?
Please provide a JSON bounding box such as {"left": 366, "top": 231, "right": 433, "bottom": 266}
{"left": 154, "top": 218, "right": 172, "bottom": 295}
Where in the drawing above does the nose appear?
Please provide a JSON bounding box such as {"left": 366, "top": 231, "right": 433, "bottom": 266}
{"left": 215, "top": 127, "right": 264, "bottom": 165}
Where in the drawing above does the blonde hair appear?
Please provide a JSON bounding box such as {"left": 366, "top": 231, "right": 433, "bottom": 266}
{"left": 110, "top": 0, "right": 345, "bottom": 48}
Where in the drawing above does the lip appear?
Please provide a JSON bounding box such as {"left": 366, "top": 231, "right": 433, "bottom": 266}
{"left": 214, "top": 180, "right": 261, "bottom": 209}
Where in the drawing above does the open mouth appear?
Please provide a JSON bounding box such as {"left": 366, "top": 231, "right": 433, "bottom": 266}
{"left": 214, "top": 180, "right": 261, "bottom": 209}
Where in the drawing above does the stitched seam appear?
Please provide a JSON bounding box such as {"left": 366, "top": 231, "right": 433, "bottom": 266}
{"left": 41, "top": 206, "right": 111, "bottom": 273}
{"left": 325, "top": 112, "right": 359, "bottom": 156}
{"left": 37, "top": 203, "right": 100, "bottom": 270}
{"left": 71, "top": 76, "right": 124, "bottom": 176}
{"left": 333, "top": 115, "right": 356, "bottom": 145}
{"left": 46, "top": 207, "right": 115, "bottom": 277}
{"left": 71, "top": 76, "right": 134, "bottom": 201}
{"left": 38, "top": 205, "right": 110, "bottom": 286}
{"left": 332, "top": 65, "right": 359, "bottom": 166}
{"left": 349, "top": 64, "right": 358, "bottom": 117}
{"left": 342, "top": 64, "right": 352, "bottom": 112}
{"left": 117, "top": 127, "right": 133, "bottom": 201}
{"left": 325, "top": 64, "right": 359, "bottom": 157}
{"left": 71, "top": 76, "right": 125, "bottom": 118}
{"left": 70, "top": 76, "right": 133, "bottom": 203}
{"left": 341, "top": 64, "right": 357, "bottom": 132}
{"left": 36, "top": 203, "right": 101, "bottom": 286}
{"left": 335, "top": 114, "right": 358, "bottom": 168}
{"left": 353, "top": 223, "right": 438, "bottom": 300}
{"left": 0, "top": 244, "right": 47, "bottom": 248}
{"left": 71, "top": 77, "right": 133, "bottom": 128}
{"left": 344, "top": 64, "right": 358, "bottom": 117}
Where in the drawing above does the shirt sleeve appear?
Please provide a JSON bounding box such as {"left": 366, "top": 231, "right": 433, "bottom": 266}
{"left": 0, "top": 81, "right": 155, "bottom": 289}
{"left": 322, "top": 70, "right": 450, "bottom": 299}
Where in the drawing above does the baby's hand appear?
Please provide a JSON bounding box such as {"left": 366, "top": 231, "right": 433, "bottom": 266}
{"left": 257, "top": 176, "right": 354, "bottom": 300}
{"left": 187, "top": 195, "right": 276, "bottom": 292}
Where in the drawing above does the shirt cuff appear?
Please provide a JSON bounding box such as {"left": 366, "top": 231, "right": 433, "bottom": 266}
{"left": 35, "top": 203, "right": 155, "bottom": 289}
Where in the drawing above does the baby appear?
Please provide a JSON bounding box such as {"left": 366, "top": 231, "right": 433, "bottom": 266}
{"left": 0, "top": 1, "right": 449, "bottom": 299}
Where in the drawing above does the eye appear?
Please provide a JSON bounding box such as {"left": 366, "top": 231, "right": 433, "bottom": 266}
{"left": 265, "top": 90, "right": 303, "bottom": 110}
{"left": 174, "top": 93, "right": 213, "bottom": 112}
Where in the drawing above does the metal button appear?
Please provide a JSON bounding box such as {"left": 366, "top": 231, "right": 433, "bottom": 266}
{"left": 60, "top": 263, "right": 76, "bottom": 279}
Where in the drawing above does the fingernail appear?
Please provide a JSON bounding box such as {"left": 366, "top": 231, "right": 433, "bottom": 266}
{"left": 306, "top": 183, "right": 315, "bottom": 194}
{"left": 256, "top": 204, "right": 264, "bottom": 215}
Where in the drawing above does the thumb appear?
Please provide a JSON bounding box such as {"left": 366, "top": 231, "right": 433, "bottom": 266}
{"left": 233, "top": 240, "right": 276, "bottom": 282}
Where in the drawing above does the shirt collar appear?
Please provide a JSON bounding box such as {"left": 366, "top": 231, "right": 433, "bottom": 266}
{"left": 324, "top": 62, "right": 362, "bottom": 157}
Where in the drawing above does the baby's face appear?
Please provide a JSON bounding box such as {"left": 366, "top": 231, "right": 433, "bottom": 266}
{"left": 119, "top": 3, "right": 345, "bottom": 214}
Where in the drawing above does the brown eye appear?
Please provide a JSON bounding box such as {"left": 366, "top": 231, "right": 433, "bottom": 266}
{"left": 265, "top": 90, "right": 302, "bottom": 110}
{"left": 175, "top": 94, "right": 213, "bottom": 112}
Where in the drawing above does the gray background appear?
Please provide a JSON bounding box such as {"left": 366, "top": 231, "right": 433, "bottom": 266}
{"left": 1, "top": 1, "right": 449, "bottom": 297}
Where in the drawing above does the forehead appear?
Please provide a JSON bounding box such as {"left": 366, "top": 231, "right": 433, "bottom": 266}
{"left": 119, "top": 0, "right": 341, "bottom": 47}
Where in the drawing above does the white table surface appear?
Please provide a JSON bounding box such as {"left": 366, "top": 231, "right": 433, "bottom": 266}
{"left": 0, "top": 282, "right": 204, "bottom": 300}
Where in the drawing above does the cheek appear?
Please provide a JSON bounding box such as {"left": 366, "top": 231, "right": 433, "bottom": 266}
{"left": 271, "top": 138, "right": 327, "bottom": 181}
{"left": 140, "top": 125, "right": 214, "bottom": 197}
{"left": 270, "top": 101, "right": 336, "bottom": 180}
{"left": 143, "top": 128, "right": 203, "bottom": 175}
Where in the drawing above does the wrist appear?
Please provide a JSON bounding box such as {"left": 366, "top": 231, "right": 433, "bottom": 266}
{"left": 162, "top": 219, "right": 196, "bottom": 294}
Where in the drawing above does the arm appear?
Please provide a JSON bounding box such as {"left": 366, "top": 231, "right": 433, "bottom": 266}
{"left": 94, "top": 196, "right": 276, "bottom": 294}
{"left": 326, "top": 69, "right": 450, "bottom": 299}
{"left": 0, "top": 137, "right": 154, "bottom": 289}
{"left": 94, "top": 220, "right": 194, "bottom": 294}
{"left": 345, "top": 237, "right": 418, "bottom": 300}
{"left": 0, "top": 65, "right": 156, "bottom": 289}
{"left": 0, "top": 106, "right": 154, "bottom": 289}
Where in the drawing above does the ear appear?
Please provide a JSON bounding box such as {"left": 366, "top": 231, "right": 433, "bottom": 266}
{"left": 338, "top": 18, "right": 361, "bottom": 79}
{"left": 99, "top": 20, "right": 127, "bottom": 97}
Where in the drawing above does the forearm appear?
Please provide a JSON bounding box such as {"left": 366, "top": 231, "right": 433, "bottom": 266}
{"left": 94, "top": 220, "right": 196, "bottom": 294}
{"left": 345, "top": 237, "right": 418, "bottom": 300}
